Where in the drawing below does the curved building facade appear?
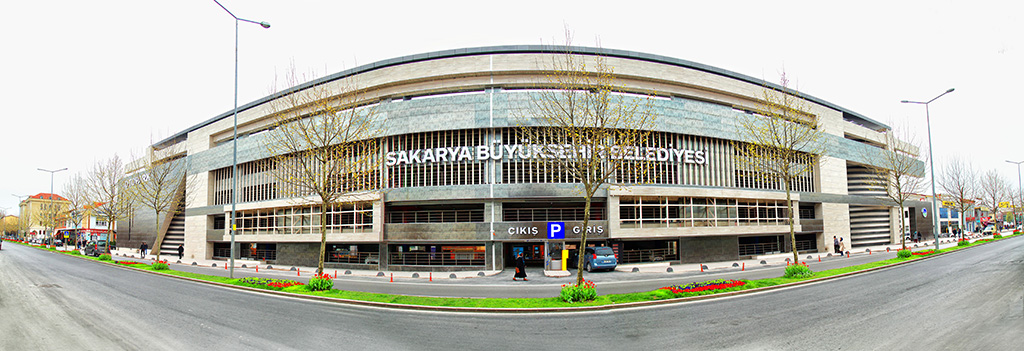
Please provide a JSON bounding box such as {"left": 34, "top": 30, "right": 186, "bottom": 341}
{"left": 129, "top": 46, "right": 930, "bottom": 271}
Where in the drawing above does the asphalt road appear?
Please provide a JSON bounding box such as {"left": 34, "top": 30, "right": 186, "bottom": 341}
{"left": 1, "top": 238, "right": 1021, "bottom": 350}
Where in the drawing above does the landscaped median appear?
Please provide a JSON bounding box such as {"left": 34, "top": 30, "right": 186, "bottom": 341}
{"left": 3, "top": 232, "right": 1021, "bottom": 311}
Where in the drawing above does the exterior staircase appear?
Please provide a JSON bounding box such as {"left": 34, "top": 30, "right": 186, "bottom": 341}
{"left": 152, "top": 178, "right": 186, "bottom": 257}
{"left": 160, "top": 211, "right": 185, "bottom": 255}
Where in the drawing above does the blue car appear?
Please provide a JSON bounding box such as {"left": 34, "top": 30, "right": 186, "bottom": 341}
{"left": 584, "top": 246, "right": 618, "bottom": 272}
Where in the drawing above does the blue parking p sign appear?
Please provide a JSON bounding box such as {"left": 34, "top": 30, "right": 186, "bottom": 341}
{"left": 548, "top": 222, "right": 565, "bottom": 239}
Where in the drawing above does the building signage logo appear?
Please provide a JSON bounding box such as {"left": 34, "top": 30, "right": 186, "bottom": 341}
{"left": 548, "top": 222, "right": 565, "bottom": 239}
{"left": 385, "top": 144, "right": 708, "bottom": 166}
{"left": 506, "top": 223, "right": 604, "bottom": 237}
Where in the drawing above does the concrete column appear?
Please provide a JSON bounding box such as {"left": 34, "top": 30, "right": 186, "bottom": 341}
{"left": 377, "top": 243, "right": 389, "bottom": 270}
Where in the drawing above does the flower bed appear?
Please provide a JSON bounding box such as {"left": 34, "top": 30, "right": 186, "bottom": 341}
{"left": 238, "top": 277, "right": 304, "bottom": 289}
{"left": 116, "top": 261, "right": 144, "bottom": 265}
{"left": 660, "top": 279, "right": 746, "bottom": 294}
{"left": 560, "top": 280, "right": 597, "bottom": 303}
{"left": 976, "top": 239, "right": 992, "bottom": 243}
{"left": 911, "top": 250, "right": 935, "bottom": 256}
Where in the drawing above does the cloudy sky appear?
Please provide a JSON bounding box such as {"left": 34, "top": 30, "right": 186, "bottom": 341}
{"left": 2, "top": 0, "right": 1020, "bottom": 215}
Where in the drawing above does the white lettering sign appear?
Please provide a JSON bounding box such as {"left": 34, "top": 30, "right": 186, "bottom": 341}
{"left": 385, "top": 144, "right": 709, "bottom": 167}
{"left": 571, "top": 225, "right": 605, "bottom": 234}
{"left": 507, "top": 226, "right": 540, "bottom": 236}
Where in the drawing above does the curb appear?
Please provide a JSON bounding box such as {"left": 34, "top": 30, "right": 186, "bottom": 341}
{"left": 7, "top": 234, "right": 1020, "bottom": 313}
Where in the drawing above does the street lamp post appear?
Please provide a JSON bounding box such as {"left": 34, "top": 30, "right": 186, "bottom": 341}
{"left": 1006, "top": 160, "right": 1023, "bottom": 233}
{"left": 213, "top": 0, "right": 270, "bottom": 279}
{"left": 38, "top": 168, "right": 68, "bottom": 249}
{"left": 902, "top": 88, "right": 954, "bottom": 252}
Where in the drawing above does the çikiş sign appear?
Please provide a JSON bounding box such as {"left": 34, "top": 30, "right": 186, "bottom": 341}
{"left": 385, "top": 144, "right": 708, "bottom": 166}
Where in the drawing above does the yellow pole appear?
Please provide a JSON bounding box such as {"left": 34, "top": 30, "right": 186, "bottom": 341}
{"left": 561, "top": 248, "right": 568, "bottom": 271}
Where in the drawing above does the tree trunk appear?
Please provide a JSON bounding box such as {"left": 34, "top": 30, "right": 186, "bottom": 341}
{"left": 786, "top": 178, "right": 798, "bottom": 265}
{"left": 575, "top": 196, "right": 592, "bottom": 286}
{"left": 898, "top": 204, "right": 906, "bottom": 250}
{"left": 155, "top": 209, "right": 161, "bottom": 262}
{"left": 318, "top": 203, "right": 328, "bottom": 275}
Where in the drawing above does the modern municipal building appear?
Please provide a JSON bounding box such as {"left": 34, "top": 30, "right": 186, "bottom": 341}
{"left": 128, "top": 46, "right": 931, "bottom": 271}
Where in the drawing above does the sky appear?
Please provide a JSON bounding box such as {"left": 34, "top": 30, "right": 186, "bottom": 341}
{"left": 2, "top": 0, "right": 1022, "bottom": 216}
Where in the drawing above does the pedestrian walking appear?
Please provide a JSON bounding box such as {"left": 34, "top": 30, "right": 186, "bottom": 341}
{"left": 177, "top": 244, "right": 184, "bottom": 260}
{"left": 839, "top": 237, "right": 846, "bottom": 255}
{"left": 513, "top": 253, "right": 528, "bottom": 281}
{"left": 140, "top": 242, "right": 148, "bottom": 258}
{"left": 833, "top": 236, "right": 840, "bottom": 254}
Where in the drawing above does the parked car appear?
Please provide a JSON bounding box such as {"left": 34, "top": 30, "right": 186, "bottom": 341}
{"left": 584, "top": 246, "right": 618, "bottom": 272}
{"left": 84, "top": 240, "right": 108, "bottom": 257}
{"left": 981, "top": 226, "right": 995, "bottom": 235}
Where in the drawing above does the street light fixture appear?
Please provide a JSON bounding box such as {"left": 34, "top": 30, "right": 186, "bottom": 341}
{"left": 38, "top": 168, "right": 68, "bottom": 248}
{"left": 213, "top": 0, "right": 270, "bottom": 279}
{"left": 1006, "top": 160, "right": 1023, "bottom": 233}
{"left": 902, "top": 88, "right": 954, "bottom": 253}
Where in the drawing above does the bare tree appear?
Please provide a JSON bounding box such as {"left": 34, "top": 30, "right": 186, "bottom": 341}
{"left": 86, "top": 155, "right": 137, "bottom": 253}
{"left": 734, "top": 72, "right": 826, "bottom": 264}
{"left": 129, "top": 143, "right": 192, "bottom": 262}
{"left": 939, "top": 156, "right": 977, "bottom": 235}
{"left": 0, "top": 209, "right": 10, "bottom": 237}
{"left": 977, "top": 169, "right": 1008, "bottom": 230}
{"left": 263, "top": 70, "right": 385, "bottom": 274}
{"left": 862, "top": 121, "right": 925, "bottom": 249}
{"left": 519, "top": 33, "right": 657, "bottom": 286}
{"left": 61, "top": 173, "right": 91, "bottom": 248}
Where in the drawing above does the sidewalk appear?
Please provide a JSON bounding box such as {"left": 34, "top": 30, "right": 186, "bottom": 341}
{"left": 107, "top": 231, "right": 1008, "bottom": 285}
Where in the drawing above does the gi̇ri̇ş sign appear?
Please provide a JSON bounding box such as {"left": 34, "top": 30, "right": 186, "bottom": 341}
{"left": 385, "top": 144, "right": 709, "bottom": 166}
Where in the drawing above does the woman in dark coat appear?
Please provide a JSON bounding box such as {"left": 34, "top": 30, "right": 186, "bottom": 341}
{"left": 513, "top": 253, "right": 528, "bottom": 281}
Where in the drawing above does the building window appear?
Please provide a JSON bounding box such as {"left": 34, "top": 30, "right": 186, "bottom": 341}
{"left": 234, "top": 202, "right": 373, "bottom": 235}
{"left": 799, "top": 204, "right": 816, "bottom": 219}
{"left": 619, "top": 196, "right": 788, "bottom": 228}
{"left": 386, "top": 204, "right": 484, "bottom": 223}
{"left": 503, "top": 202, "right": 605, "bottom": 222}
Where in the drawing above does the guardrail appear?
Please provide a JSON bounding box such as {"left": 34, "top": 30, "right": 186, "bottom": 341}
{"left": 389, "top": 252, "right": 484, "bottom": 266}
{"left": 739, "top": 240, "right": 815, "bottom": 256}
{"left": 326, "top": 251, "right": 377, "bottom": 264}
{"left": 212, "top": 248, "right": 277, "bottom": 261}
{"left": 619, "top": 248, "right": 677, "bottom": 263}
